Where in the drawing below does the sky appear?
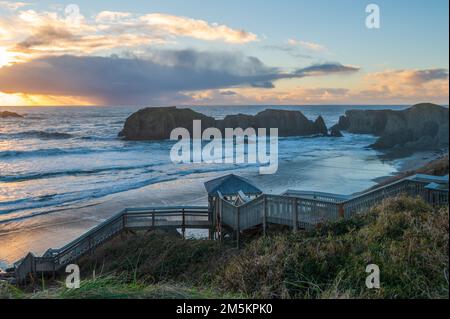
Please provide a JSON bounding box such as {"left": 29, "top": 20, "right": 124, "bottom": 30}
{"left": 0, "top": 0, "right": 448, "bottom": 106}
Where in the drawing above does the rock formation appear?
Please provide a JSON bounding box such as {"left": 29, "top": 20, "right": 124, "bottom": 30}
{"left": 119, "top": 107, "right": 331, "bottom": 140}
{"left": 332, "top": 103, "right": 449, "bottom": 152}
{"left": 0, "top": 111, "right": 23, "bottom": 118}
{"left": 119, "top": 107, "right": 216, "bottom": 140}
{"left": 329, "top": 127, "right": 343, "bottom": 137}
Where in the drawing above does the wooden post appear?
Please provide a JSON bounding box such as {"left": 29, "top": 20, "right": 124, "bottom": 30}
{"left": 123, "top": 213, "right": 127, "bottom": 229}
{"left": 152, "top": 211, "right": 155, "bottom": 228}
{"left": 208, "top": 197, "right": 213, "bottom": 240}
{"left": 262, "top": 196, "right": 267, "bottom": 236}
{"left": 88, "top": 235, "right": 93, "bottom": 255}
{"left": 182, "top": 208, "right": 186, "bottom": 239}
{"left": 208, "top": 198, "right": 213, "bottom": 240}
{"left": 339, "top": 203, "right": 345, "bottom": 218}
{"left": 293, "top": 198, "right": 298, "bottom": 232}
{"left": 219, "top": 198, "right": 223, "bottom": 243}
{"left": 236, "top": 206, "right": 240, "bottom": 249}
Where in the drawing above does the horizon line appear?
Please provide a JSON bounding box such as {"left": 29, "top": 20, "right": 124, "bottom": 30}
{"left": 2, "top": 103, "right": 449, "bottom": 108}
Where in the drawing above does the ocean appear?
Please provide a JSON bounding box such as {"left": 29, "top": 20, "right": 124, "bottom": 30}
{"left": 0, "top": 105, "right": 410, "bottom": 227}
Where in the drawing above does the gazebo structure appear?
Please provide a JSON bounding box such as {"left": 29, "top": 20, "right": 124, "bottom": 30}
{"left": 421, "top": 174, "right": 449, "bottom": 205}
{"left": 204, "top": 174, "right": 262, "bottom": 240}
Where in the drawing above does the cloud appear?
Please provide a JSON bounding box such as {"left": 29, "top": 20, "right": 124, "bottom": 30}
{"left": 410, "top": 69, "right": 449, "bottom": 83}
{"left": 14, "top": 24, "right": 166, "bottom": 55}
{"left": 366, "top": 68, "right": 449, "bottom": 86}
{"left": 186, "top": 87, "right": 352, "bottom": 105}
{"left": 288, "top": 39, "right": 326, "bottom": 52}
{"left": 0, "top": 50, "right": 360, "bottom": 105}
{"left": 220, "top": 90, "right": 238, "bottom": 96}
{"left": 95, "top": 11, "right": 132, "bottom": 22}
{"left": 94, "top": 12, "right": 258, "bottom": 44}
{"left": 262, "top": 44, "right": 314, "bottom": 59}
{"left": 263, "top": 39, "right": 327, "bottom": 60}
{"left": 0, "top": 1, "right": 30, "bottom": 11}
{"left": 354, "top": 68, "right": 449, "bottom": 104}
{"left": 251, "top": 81, "right": 275, "bottom": 88}
{"left": 294, "top": 63, "right": 360, "bottom": 77}
{"left": 186, "top": 68, "right": 449, "bottom": 105}
{"left": 0, "top": 7, "right": 258, "bottom": 65}
{"left": 16, "top": 25, "right": 75, "bottom": 50}
{"left": 137, "top": 13, "right": 258, "bottom": 43}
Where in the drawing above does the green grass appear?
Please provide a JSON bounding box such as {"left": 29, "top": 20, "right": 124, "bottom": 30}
{"left": 35, "top": 277, "right": 238, "bottom": 299}
{"left": 219, "top": 196, "right": 449, "bottom": 299}
{"left": 4, "top": 196, "right": 448, "bottom": 299}
{"left": 2, "top": 279, "right": 240, "bottom": 299}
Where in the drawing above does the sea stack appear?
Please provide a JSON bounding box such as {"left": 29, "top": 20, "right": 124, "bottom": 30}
{"left": 332, "top": 103, "right": 449, "bottom": 152}
{"left": 119, "top": 107, "right": 331, "bottom": 140}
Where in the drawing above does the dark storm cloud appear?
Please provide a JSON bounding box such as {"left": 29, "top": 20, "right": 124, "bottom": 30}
{"left": 0, "top": 49, "right": 360, "bottom": 104}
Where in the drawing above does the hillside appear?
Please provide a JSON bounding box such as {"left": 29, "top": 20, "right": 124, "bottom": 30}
{"left": 1, "top": 196, "right": 448, "bottom": 299}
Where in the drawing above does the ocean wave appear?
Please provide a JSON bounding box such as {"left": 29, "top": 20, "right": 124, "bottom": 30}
{"left": 0, "top": 164, "right": 156, "bottom": 182}
{"left": 0, "top": 145, "right": 147, "bottom": 160}
{"left": 0, "top": 130, "right": 73, "bottom": 140}
{"left": 0, "top": 176, "right": 177, "bottom": 219}
{"left": 0, "top": 148, "right": 89, "bottom": 159}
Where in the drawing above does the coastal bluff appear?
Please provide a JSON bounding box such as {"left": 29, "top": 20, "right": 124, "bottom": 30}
{"left": 333, "top": 103, "right": 449, "bottom": 152}
{"left": 119, "top": 107, "right": 329, "bottom": 140}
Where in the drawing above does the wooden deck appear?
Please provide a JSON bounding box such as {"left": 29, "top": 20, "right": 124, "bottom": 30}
{"left": 215, "top": 174, "right": 449, "bottom": 237}
{"left": 14, "top": 174, "right": 448, "bottom": 283}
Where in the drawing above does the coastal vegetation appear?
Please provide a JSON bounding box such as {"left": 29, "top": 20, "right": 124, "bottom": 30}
{"left": 2, "top": 195, "right": 448, "bottom": 299}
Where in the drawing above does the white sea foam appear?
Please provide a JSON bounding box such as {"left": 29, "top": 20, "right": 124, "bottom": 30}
{"left": 0, "top": 105, "right": 408, "bottom": 223}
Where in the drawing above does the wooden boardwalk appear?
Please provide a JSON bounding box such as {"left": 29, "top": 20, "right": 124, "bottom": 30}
{"left": 14, "top": 206, "right": 210, "bottom": 283}
{"left": 13, "top": 173, "right": 448, "bottom": 283}
{"left": 215, "top": 174, "right": 448, "bottom": 238}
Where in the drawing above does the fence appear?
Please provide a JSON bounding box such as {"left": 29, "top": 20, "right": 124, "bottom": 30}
{"left": 14, "top": 174, "right": 448, "bottom": 282}
{"left": 218, "top": 174, "right": 449, "bottom": 234}
{"left": 14, "top": 206, "right": 209, "bottom": 283}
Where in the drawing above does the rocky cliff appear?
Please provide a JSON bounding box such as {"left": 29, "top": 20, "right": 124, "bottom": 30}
{"left": 332, "top": 103, "right": 449, "bottom": 152}
{"left": 119, "top": 107, "right": 330, "bottom": 140}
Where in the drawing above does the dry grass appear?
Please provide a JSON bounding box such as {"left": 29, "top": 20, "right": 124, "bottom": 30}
{"left": 220, "top": 196, "right": 449, "bottom": 299}
{"left": 5, "top": 196, "right": 448, "bottom": 299}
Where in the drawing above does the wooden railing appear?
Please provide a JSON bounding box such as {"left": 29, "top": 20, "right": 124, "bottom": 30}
{"left": 15, "top": 206, "right": 209, "bottom": 283}
{"left": 218, "top": 174, "right": 449, "bottom": 234}
{"left": 14, "top": 174, "right": 448, "bottom": 282}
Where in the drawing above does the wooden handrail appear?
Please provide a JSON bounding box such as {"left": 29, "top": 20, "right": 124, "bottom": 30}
{"left": 14, "top": 206, "right": 210, "bottom": 282}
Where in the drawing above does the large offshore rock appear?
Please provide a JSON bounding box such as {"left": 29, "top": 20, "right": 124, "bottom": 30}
{"left": 332, "top": 103, "right": 449, "bottom": 151}
{"left": 119, "top": 107, "right": 217, "bottom": 140}
{"left": 120, "top": 107, "right": 330, "bottom": 140}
